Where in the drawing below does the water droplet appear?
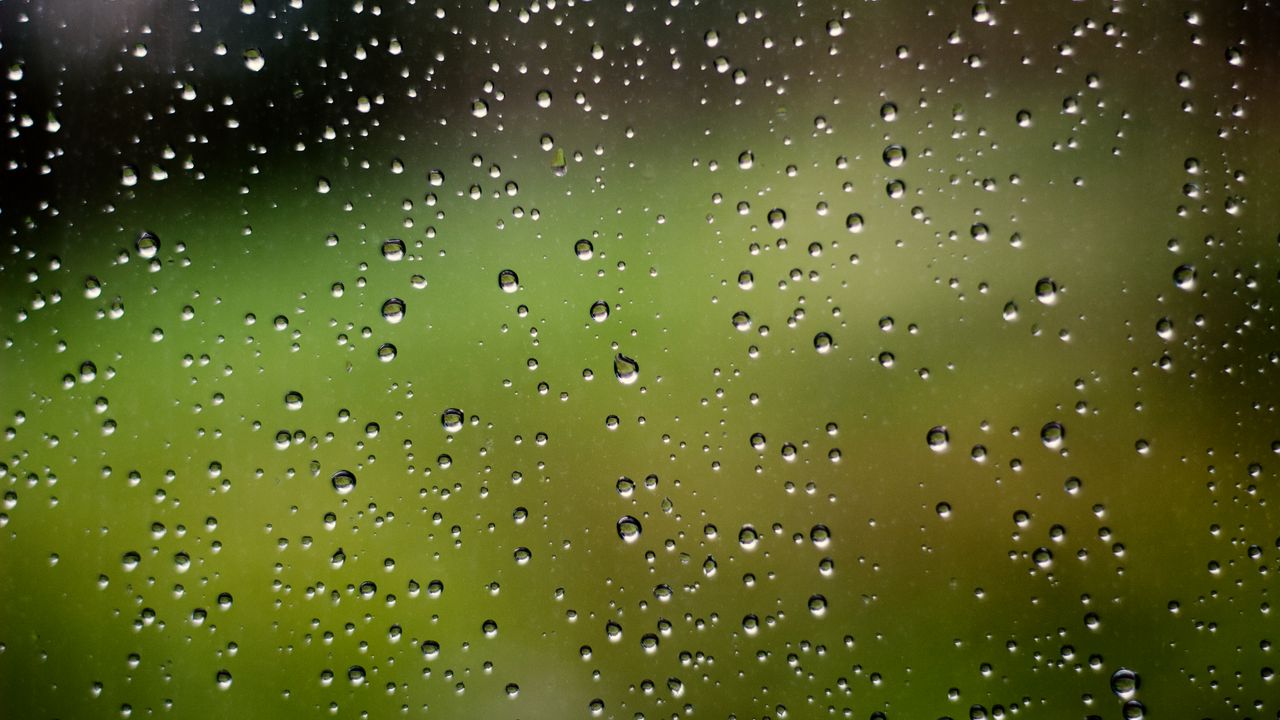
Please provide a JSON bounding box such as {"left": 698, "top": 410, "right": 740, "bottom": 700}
{"left": 215, "top": 669, "right": 232, "bottom": 689}
{"left": 738, "top": 525, "right": 760, "bottom": 549}
{"left": 845, "top": 213, "right": 864, "bottom": 233}
{"left": 381, "top": 297, "right": 405, "bottom": 323}
{"left": 749, "top": 432, "right": 766, "bottom": 451}
{"left": 331, "top": 470, "right": 356, "bottom": 495}
{"left": 421, "top": 640, "right": 440, "bottom": 659}
{"left": 136, "top": 231, "right": 160, "bottom": 259}
{"left": 1032, "top": 547, "right": 1053, "bottom": 568}
{"left": 382, "top": 238, "right": 405, "bottom": 261}
{"left": 377, "top": 343, "right": 397, "bottom": 362}
{"left": 1034, "top": 277, "right": 1058, "bottom": 304}
{"left": 574, "top": 239, "right": 594, "bottom": 259}
{"left": 813, "top": 332, "right": 833, "bottom": 353}
{"left": 927, "top": 426, "right": 950, "bottom": 452}
{"left": 880, "top": 102, "right": 898, "bottom": 121}
{"left": 498, "top": 269, "right": 520, "bottom": 293}
{"left": 1040, "top": 421, "right": 1065, "bottom": 449}
{"left": 737, "top": 270, "right": 754, "bottom": 289}
{"left": 738, "top": 150, "right": 754, "bottom": 169}
{"left": 1111, "top": 668, "right": 1140, "bottom": 699}
{"left": 810, "top": 524, "right": 831, "bottom": 547}
{"left": 1173, "top": 263, "right": 1196, "bottom": 290}
{"left": 767, "top": 208, "right": 787, "bottom": 229}
{"left": 616, "top": 515, "right": 642, "bottom": 543}
{"left": 614, "top": 353, "right": 639, "bottom": 385}
{"left": 732, "top": 311, "right": 752, "bottom": 331}
{"left": 1016, "top": 109, "right": 1033, "bottom": 127}
{"left": 441, "top": 408, "right": 464, "bottom": 432}
{"left": 808, "top": 594, "right": 828, "bottom": 616}
{"left": 882, "top": 144, "right": 907, "bottom": 168}
{"left": 535, "top": 89, "right": 552, "bottom": 108}
{"left": 243, "top": 48, "right": 265, "bottom": 71}
{"left": 471, "top": 99, "right": 489, "bottom": 118}
{"left": 589, "top": 300, "right": 610, "bottom": 322}
{"left": 284, "top": 390, "right": 303, "bottom": 410}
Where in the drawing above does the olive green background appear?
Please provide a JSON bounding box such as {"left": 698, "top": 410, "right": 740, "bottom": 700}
{"left": 2, "top": 1, "right": 1278, "bottom": 718}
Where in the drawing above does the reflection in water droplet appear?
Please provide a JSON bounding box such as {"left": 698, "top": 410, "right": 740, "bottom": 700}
{"left": 381, "top": 297, "right": 406, "bottom": 323}
{"left": 814, "top": 332, "right": 833, "bottom": 353}
{"left": 882, "top": 144, "right": 907, "bottom": 168}
{"left": 616, "top": 515, "right": 642, "bottom": 543}
{"left": 136, "top": 231, "right": 160, "bottom": 259}
{"left": 1110, "top": 668, "right": 1140, "bottom": 699}
{"left": 927, "top": 426, "right": 950, "bottom": 452}
{"left": 1173, "top": 263, "right": 1196, "bottom": 290}
{"left": 441, "top": 408, "right": 464, "bottom": 432}
{"left": 1040, "top": 421, "right": 1065, "bottom": 449}
{"left": 331, "top": 470, "right": 356, "bottom": 495}
{"left": 614, "top": 353, "right": 639, "bottom": 385}
{"left": 1035, "top": 277, "right": 1058, "bottom": 304}
{"left": 808, "top": 594, "right": 828, "bottom": 616}
{"left": 382, "top": 238, "right": 405, "bottom": 261}
{"left": 498, "top": 269, "right": 520, "bottom": 293}
{"left": 243, "top": 48, "right": 265, "bottom": 71}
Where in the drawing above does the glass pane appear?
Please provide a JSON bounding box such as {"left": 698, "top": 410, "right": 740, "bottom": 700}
{"left": 2, "top": 2, "right": 1276, "bottom": 718}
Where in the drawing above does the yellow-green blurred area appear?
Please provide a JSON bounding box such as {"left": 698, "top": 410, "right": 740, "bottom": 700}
{"left": 2, "top": 0, "right": 1278, "bottom": 718}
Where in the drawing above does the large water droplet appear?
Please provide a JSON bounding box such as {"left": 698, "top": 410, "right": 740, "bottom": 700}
{"left": 381, "top": 297, "right": 406, "bottom": 323}
{"left": 498, "top": 269, "right": 520, "bottom": 293}
{"left": 616, "top": 515, "right": 642, "bottom": 543}
{"left": 614, "top": 353, "right": 639, "bottom": 385}
{"left": 1110, "top": 668, "right": 1140, "bottom": 699}
{"left": 382, "top": 238, "right": 405, "bottom": 261}
{"left": 927, "top": 426, "right": 950, "bottom": 452}
{"left": 441, "top": 408, "right": 464, "bottom": 432}
{"left": 331, "top": 470, "right": 356, "bottom": 495}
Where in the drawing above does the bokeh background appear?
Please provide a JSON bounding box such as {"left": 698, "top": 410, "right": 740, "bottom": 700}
{"left": 2, "top": 0, "right": 1278, "bottom": 718}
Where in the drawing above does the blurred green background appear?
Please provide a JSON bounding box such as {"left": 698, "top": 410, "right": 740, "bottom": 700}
{"left": 2, "top": 0, "right": 1278, "bottom": 718}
